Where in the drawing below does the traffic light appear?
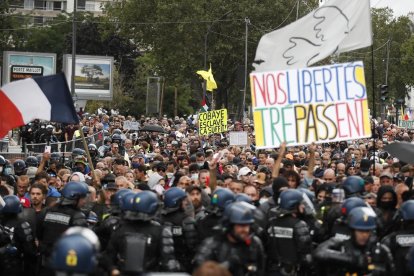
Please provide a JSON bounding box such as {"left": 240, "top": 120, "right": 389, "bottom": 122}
{"left": 380, "top": 84, "right": 388, "bottom": 102}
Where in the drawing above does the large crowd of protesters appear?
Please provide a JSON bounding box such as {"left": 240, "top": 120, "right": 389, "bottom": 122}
{"left": 1, "top": 108, "right": 414, "bottom": 275}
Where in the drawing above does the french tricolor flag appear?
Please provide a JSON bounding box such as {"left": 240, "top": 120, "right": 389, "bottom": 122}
{"left": 0, "top": 73, "right": 79, "bottom": 137}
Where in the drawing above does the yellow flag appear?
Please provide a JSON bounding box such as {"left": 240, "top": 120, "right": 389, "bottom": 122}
{"left": 196, "top": 64, "right": 217, "bottom": 92}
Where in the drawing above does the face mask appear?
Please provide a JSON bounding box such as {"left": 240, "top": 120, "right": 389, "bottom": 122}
{"left": 166, "top": 172, "right": 174, "bottom": 179}
{"left": 380, "top": 201, "right": 395, "bottom": 210}
{"left": 0, "top": 167, "right": 3, "bottom": 173}
{"left": 259, "top": 198, "right": 268, "bottom": 205}
{"left": 191, "top": 174, "right": 198, "bottom": 181}
{"left": 197, "top": 162, "right": 204, "bottom": 168}
{"left": 360, "top": 171, "right": 369, "bottom": 177}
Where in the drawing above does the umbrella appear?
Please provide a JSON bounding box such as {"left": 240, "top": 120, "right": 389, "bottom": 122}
{"left": 384, "top": 142, "right": 414, "bottom": 164}
{"left": 139, "top": 124, "right": 166, "bottom": 133}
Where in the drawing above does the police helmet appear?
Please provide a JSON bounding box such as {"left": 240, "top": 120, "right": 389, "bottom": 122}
{"left": 104, "top": 137, "right": 112, "bottom": 144}
{"left": 211, "top": 188, "right": 235, "bottom": 211}
{"left": 341, "top": 197, "right": 367, "bottom": 218}
{"left": 342, "top": 176, "right": 365, "bottom": 196}
{"left": 81, "top": 126, "right": 90, "bottom": 134}
{"left": 51, "top": 152, "right": 62, "bottom": 162}
{"left": 0, "top": 155, "right": 6, "bottom": 166}
{"left": 119, "top": 192, "right": 137, "bottom": 211}
{"left": 103, "top": 130, "right": 110, "bottom": 137}
{"left": 13, "top": 159, "right": 26, "bottom": 174}
{"left": 164, "top": 187, "right": 187, "bottom": 209}
{"left": 1, "top": 195, "right": 22, "bottom": 214}
{"left": 400, "top": 200, "right": 414, "bottom": 221}
{"left": 112, "top": 129, "right": 122, "bottom": 135}
{"left": 61, "top": 181, "right": 89, "bottom": 200}
{"left": 111, "top": 189, "right": 134, "bottom": 206}
{"left": 347, "top": 206, "right": 377, "bottom": 230}
{"left": 51, "top": 227, "right": 100, "bottom": 274}
{"left": 222, "top": 202, "right": 255, "bottom": 226}
{"left": 25, "top": 156, "right": 39, "bottom": 167}
{"left": 72, "top": 148, "right": 86, "bottom": 158}
{"left": 279, "top": 189, "right": 304, "bottom": 211}
{"left": 131, "top": 191, "right": 159, "bottom": 215}
{"left": 88, "top": 144, "right": 97, "bottom": 151}
{"left": 111, "top": 133, "right": 122, "bottom": 143}
{"left": 235, "top": 193, "right": 253, "bottom": 204}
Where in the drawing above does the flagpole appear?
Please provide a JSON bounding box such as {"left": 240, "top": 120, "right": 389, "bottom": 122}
{"left": 242, "top": 18, "right": 250, "bottom": 121}
{"left": 371, "top": 43, "right": 376, "bottom": 158}
{"left": 71, "top": 0, "right": 76, "bottom": 98}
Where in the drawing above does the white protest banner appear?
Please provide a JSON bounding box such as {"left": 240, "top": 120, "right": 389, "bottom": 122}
{"left": 250, "top": 61, "right": 371, "bottom": 149}
{"left": 253, "top": 0, "right": 371, "bottom": 71}
{"left": 229, "top": 132, "right": 248, "bottom": 146}
{"left": 123, "top": 121, "right": 139, "bottom": 130}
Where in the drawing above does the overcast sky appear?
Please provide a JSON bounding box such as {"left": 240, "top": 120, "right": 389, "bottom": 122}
{"left": 371, "top": 0, "right": 414, "bottom": 17}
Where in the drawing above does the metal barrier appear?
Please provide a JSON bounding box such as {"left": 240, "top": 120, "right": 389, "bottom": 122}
{"left": 25, "top": 130, "right": 104, "bottom": 154}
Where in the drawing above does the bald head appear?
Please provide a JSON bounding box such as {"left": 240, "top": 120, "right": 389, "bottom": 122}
{"left": 323, "top": 168, "right": 336, "bottom": 183}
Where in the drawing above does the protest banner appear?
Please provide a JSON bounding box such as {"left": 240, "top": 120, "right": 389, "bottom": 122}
{"left": 250, "top": 61, "right": 371, "bottom": 149}
{"left": 229, "top": 131, "right": 248, "bottom": 146}
{"left": 123, "top": 120, "right": 139, "bottom": 131}
{"left": 199, "top": 109, "right": 228, "bottom": 135}
{"left": 399, "top": 120, "right": 414, "bottom": 129}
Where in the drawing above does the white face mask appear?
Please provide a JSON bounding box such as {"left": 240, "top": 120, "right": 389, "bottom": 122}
{"left": 166, "top": 172, "right": 174, "bottom": 179}
{"left": 259, "top": 198, "right": 268, "bottom": 205}
{"left": 197, "top": 162, "right": 204, "bottom": 168}
{"left": 191, "top": 174, "right": 198, "bottom": 181}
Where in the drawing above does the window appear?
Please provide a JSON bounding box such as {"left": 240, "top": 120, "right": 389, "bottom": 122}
{"left": 34, "top": 16, "right": 44, "bottom": 25}
{"left": 24, "top": 0, "right": 34, "bottom": 9}
{"left": 34, "top": 0, "right": 45, "bottom": 10}
{"left": 77, "top": 0, "right": 86, "bottom": 10}
{"left": 45, "top": 1, "right": 53, "bottom": 10}
{"left": 53, "top": 1, "right": 62, "bottom": 10}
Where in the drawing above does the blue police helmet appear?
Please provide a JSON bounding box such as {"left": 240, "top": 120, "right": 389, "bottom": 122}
{"left": 342, "top": 176, "right": 365, "bottom": 196}
{"left": 1, "top": 195, "right": 22, "bottom": 214}
{"left": 61, "top": 181, "right": 89, "bottom": 200}
{"left": 25, "top": 156, "right": 39, "bottom": 167}
{"left": 51, "top": 227, "right": 100, "bottom": 274}
{"left": 400, "top": 200, "right": 414, "bottom": 221}
{"left": 347, "top": 206, "right": 377, "bottom": 230}
{"left": 211, "top": 188, "right": 235, "bottom": 210}
{"left": 120, "top": 192, "right": 136, "bottom": 211}
{"left": 223, "top": 202, "right": 255, "bottom": 226}
{"left": 131, "top": 191, "right": 159, "bottom": 215}
{"left": 235, "top": 193, "right": 253, "bottom": 204}
{"left": 13, "top": 159, "right": 26, "bottom": 173}
{"left": 111, "top": 189, "right": 134, "bottom": 206}
{"left": 341, "top": 197, "right": 367, "bottom": 218}
{"left": 164, "top": 187, "right": 187, "bottom": 209}
{"left": 279, "top": 189, "right": 304, "bottom": 210}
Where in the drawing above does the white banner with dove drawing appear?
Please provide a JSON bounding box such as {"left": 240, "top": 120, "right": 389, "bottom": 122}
{"left": 253, "top": 0, "right": 372, "bottom": 72}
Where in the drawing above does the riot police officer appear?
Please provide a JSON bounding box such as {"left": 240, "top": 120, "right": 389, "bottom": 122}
{"left": 194, "top": 201, "right": 265, "bottom": 276}
{"left": 314, "top": 206, "right": 395, "bottom": 275}
{"left": 13, "top": 159, "right": 27, "bottom": 176}
{"left": 88, "top": 144, "right": 99, "bottom": 166}
{"left": 51, "top": 227, "right": 102, "bottom": 275}
{"left": 94, "top": 189, "right": 134, "bottom": 250}
{"left": 266, "top": 189, "right": 313, "bottom": 275}
{"left": 37, "top": 181, "right": 88, "bottom": 276}
{"left": 382, "top": 200, "right": 414, "bottom": 275}
{"left": 197, "top": 188, "right": 235, "bottom": 240}
{"left": 161, "top": 187, "right": 198, "bottom": 271}
{"left": 104, "top": 191, "right": 181, "bottom": 274}
{"left": 330, "top": 197, "right": 367, "bottom": 241}
{"left": 0, "top": 195, "right": 36, "bottom": 276}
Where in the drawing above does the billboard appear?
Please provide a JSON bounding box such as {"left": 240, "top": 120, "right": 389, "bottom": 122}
{"left": 250, "top": 61, "right": 371, "bottom": 148}
{"left": 63, "top": 55, "right": 113, "bottom": 101}
{"left": 2, "top": 51, "right": 56, "bottom": 84}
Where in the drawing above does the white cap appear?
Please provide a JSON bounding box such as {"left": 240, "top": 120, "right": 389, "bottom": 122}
{"left": 238, "top": 167, "right": 252, "bottom": 180}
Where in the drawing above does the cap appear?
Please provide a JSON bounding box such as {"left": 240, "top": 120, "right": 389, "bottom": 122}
{"left": 102, "top": 182, "right": 118, "bottom": 190}
{"left": 238, "top": 167, "right": 252, "bottom": 180}
{"left": 380, "top": 172, "right": 393, "bottom": 179}
{"left": 254, "top": 172, "right": 266, "bottom": 185}
{"left": 26, "top": 167, "right": 37, "bottom": 179}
